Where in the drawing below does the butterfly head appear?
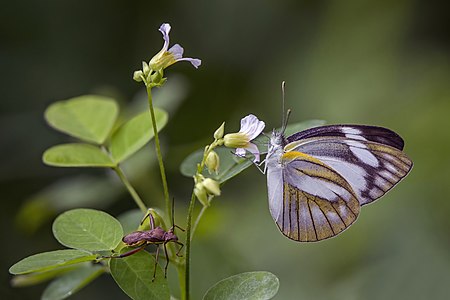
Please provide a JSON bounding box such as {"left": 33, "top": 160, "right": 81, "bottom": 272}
{"left": 266, "top": 129, "right": 286, "bottom": 167}
{"left": 270, "top": 129, "right": 285, "bottom": 147}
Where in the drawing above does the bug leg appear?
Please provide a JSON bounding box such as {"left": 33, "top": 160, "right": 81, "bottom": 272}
{"left": 152, "top": 245, "right": 160, "bottom": 282}
{"left": 174, "top": 224, "right": 185, "bottom": 232}
{"left": 103, "top": 244, "right": 146, "bottom": 259}
{"left": 163, "top": 242, "right": 170, "bottom": 278}
{"left": 174, "top": 241, "right": 184, "bottom": 257}
{"left": 169, "top": 224, "right": 185, "bottom": 233}
{"left": 140, "top": 210, "right": 155, "bottom": 230}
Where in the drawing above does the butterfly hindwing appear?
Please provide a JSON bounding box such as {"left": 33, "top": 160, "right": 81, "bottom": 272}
{"left": 269, "top": 151, "right": 360, "bottom": 242}
{"left": 285, "top": 136, "right": 413, "bottom": 206}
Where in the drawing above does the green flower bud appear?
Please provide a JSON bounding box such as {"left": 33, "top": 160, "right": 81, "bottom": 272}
{"left": 150, "top": 70, "right": 166, "bottom": 86}
{"left": 214, "top": 122, "right": 225, "bottom": 140}
{"left": 205, "top": 151, "right": 220, "bottom": 174}
{"left": 194, "top": 183, "right": 209, "bottom": 206}
{"left": 203, "top": 178, "right": 221, "bottom": 196}
{"left": 223, "top": 132, "right": 249, "bottom": 148}
{"left": 142, "top": 61, "right": 150, "bottom": 76}
{"left": 133, "top": 70, "right": 144, "bottom": 82}
{"left": 137, "top": 208, "right": 165, "bottom": 231}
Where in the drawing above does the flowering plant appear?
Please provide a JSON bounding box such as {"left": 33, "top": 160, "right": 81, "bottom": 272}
{"left": 8, "top": 23, "right": 319, "bottom": 300}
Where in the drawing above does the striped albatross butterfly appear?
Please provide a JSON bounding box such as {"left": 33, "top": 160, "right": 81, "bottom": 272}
{"left": 265, "top": 123, "right": 413, "bottom": 242}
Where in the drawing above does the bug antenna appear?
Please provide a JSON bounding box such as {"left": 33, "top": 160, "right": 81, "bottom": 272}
{"left": 171, "top": 197, "right": 175, "bottom": 228}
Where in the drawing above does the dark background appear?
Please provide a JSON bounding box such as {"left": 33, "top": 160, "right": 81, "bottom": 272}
{"left": 2, "top": 0, "right": 450, "bottom": 299}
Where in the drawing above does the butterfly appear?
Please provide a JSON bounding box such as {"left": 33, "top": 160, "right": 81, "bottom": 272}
{"left": 264, "top": 122, "right": 413, "bottom": 242}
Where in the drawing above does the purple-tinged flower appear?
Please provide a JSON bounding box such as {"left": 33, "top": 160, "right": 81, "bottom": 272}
{"left": 224, "top": 114, "right": 265, "bottom": 162}
{"left": 149, "top": 23, "right": 201, "bottom": 71}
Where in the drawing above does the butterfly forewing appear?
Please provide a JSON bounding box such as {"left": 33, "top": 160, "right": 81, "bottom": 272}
{"left": 287, "top": 125, "right": 405, "bottom": 150}
{"left": 285, "top": 136, "right": 413, "bottom": 206}
{"left": 269, "top": 151, "right": 360, "bottom": 242}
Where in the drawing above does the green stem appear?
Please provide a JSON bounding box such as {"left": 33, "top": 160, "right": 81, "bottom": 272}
{"left": 183, "top": 191, "right": 196, "bottom": 300}
{"left": 113, "top": 166, "right": 147, "bottom": 212}
{"left": 146, "top": 86, "right": 172, "bottom": 222}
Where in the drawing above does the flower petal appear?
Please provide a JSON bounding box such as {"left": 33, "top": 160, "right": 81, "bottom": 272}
{"left": 159, "top": 23, "right": 171, "bottom": 52}
{"left": 178, "top": 58, "right": 202, "bottom": 68}
{"left": 168, "top": 44, "right": 184, "bottom": 60}
{"left": 235, "top": 148, "right": 246, "bottom": 157}
{"left": 244, "top": 142, "right": 261, "bottom": 163}
{"left": 239, "top": 114, "right": 265, "bottom": 140}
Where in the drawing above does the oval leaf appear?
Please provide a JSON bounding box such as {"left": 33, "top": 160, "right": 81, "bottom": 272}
{"left": 180, "top": 147, "right": 252, "bottom": 184}
{"left": 53, "top": 209, "right": 123, "bottom": 251}
{"left": 203, "top": 271, "right": 279, "bottom": 300}
{"left": 43, "top": 143, "right": 115, "bottom": 168}
{"left": 110, "top": 108, "right": 168, "bottom": 163}
{"left": 109, "top": 249, "right": 169, "bottom": 300}
{"left": 42, "top": 264, "right": 104, "bottom": 300}
{"left": 9, "top": 249, "right": 96, "bottom": 275}
{"left": 45, "top": 95, "right": 119, "bottom": 144}
{"left": 11, "top": 265, "right": 79, "bottom": 287}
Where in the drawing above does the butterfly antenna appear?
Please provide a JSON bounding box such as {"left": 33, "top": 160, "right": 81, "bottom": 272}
{"left": 281, "top": 81, "right": 286, "bottom": 128}
{"left": 280, "top": 81, "right": 291, "bottom": 134}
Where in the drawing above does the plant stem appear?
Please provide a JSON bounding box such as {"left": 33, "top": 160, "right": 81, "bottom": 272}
{"left": 183, "top": 137, "right": 223, "bottom": 299}
{"left": 146, "top": 86, "right": 171, "bottom": 222}
{"left": 113, "top": 166, "right": 147, "bottom": 212}
{"left": 183, "top": 191, "right": 196, "bottom": 300}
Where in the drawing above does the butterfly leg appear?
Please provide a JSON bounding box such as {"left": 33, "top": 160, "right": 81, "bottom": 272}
{"left": 231, "top": 150, "right": 266, "bottom": 174}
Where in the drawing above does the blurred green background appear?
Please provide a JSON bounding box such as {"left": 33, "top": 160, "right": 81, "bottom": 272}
{"left": 2, "top": 0, "right": 450, "bottom": 299}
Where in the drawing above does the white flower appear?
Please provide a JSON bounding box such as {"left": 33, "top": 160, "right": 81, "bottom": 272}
{"left": 224, "top": 114, "right": 265, "bottom": 162}
{"left": 149, "top": 23, "right": 201, "bottom": 71}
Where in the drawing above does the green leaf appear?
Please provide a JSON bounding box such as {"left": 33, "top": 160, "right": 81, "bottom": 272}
{"left": 109, "top": 248, "right": 169, "bottom": 300}
{"left": 9, "top": 250, "right": 97, "bottom": 275}
{"left": 285, "top": 119, "right": 326, "bottom": 136}
{"left": 180, "top": 147, "right": 252, "bottom": 184}
{"left": 43, "top": 143, "right": 115, "bottom": 168}
{"left": 11, "top": 265, "right": 79, "bottom": 287}
{"left": 203, "top": 271, "right": 279, "bottom": 300}
{"left": 110, "top": 108, "right": 168, "bottom": 163}
{"left": 53, "top": 209, "right": 123, "bottom": 251}
{"left": 45, "top": 95, "right": 119, "bottom": 144}
{"left": 42, "top": 264, "right": 104, "bottom": 300}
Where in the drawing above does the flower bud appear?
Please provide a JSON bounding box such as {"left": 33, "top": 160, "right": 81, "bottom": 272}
{"left": 133, "top": 70, "right": 144, "bottom": 82}
{"left": 214, "top": 122, "right": 225, "bottom": 140}
{"left": 142, "top": 61, "right": 150, "bottom": 76}
{"left": 203, "top": 178, "right": 221, "bottom": 196}
{"left": 194, "top": 183, "right": 209, "bottom": 206}
{"left": 223, "top": 132, "right": 249, "bottom": 148}
{"left": 205, "top": 151, "right": 220, "bottom": 174}
{"left": 150, "top": 70, "right": 166, "bottom": 86}
{"left": 137, "top": 208, "right": 165, "bottom": 231}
